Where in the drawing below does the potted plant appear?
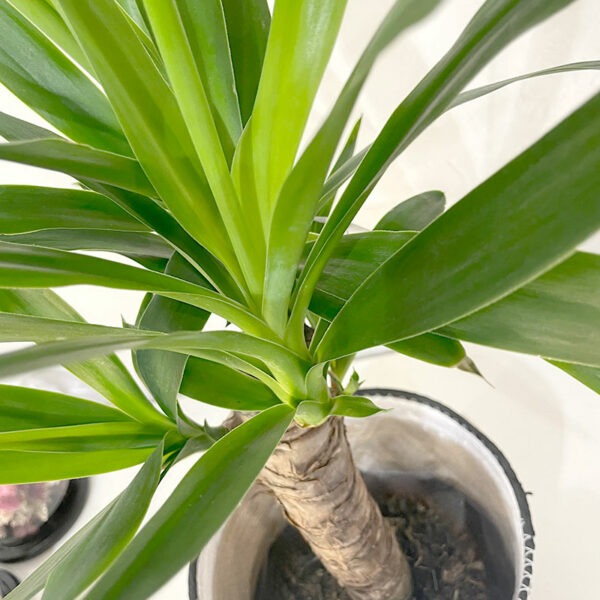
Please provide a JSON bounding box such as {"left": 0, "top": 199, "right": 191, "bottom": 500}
{"left": 0, "top": 0, "right": 598, "bottom": 598}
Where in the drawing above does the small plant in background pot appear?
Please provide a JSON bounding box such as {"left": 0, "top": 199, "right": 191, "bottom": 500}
{"left": 0, "top": 0, "right": 598, "bottom": 599}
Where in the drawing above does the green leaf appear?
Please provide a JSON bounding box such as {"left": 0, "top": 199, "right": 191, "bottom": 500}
{"left": 181, "top": 357, "right": 280, "bottom": 411}
{"left": 0, "top": 289, "right": 164, "bottom": 425}
{"left": 56, "top": 0, "right": 237, "bottom": 276}
{"left": 4, "top": 443, "right": 163, "bottom": 600}
{"left": 440, "top": 252, "right": 600, "bottom": 367}
{"left": 0, "top": 112, "right": 241, "bottom": 299}
{"left": 40, "top": 442, "right": 163, "bottom": 600}
{"left": 309, "top": 231, "right": 415, "bottom": 320}
{"left": 136, "top": 255, "right": 211, "bottom": 418}
{"left": 332, "top": 395, "right": 384, "bottom": 418}
{"left": 0, "top": 111, "right": 59, "bottom": 141}
{"left": 0, "top": 384, "right": 131, "bottom": 432}
{"left": 0, "top": 186, "right": 148, "bottom": 233}
{"left": 0, "top": 329, "right": 309, "bottom": 398}
{"left": 250, "top": 0, "right": 348, "bottom": 222}
{"left": 175, "top": 0, "right": 243, "bottom": 158}
{"left": 5, "top": 502, "right": 118, "bottom": 600}
{"left": 84, "top": 184, "right": 244, "bottom": 302}
{"left": 0, "top": 1, "right": 130, "bottom": 155}
{"left": 0, "top": 139, "right": 156, "bottom": 197}
{"left": 387, "top": 334, "right": 465, "bottom": 367}
{"left": 7, "top": 0, "right": 93, "bottom": 72}
{"left": 296, "top": 0, "right": 578, "bottom": 337}
{"left": 0, "top": 230, "right": 172, "bottom": 260}
{"left": 283, "top": 0, "right": 444, "bottom": 341}
{"left": 0, "top": 421, "right": 166, "bottom": 452}
{"left": 0, "top": 241, "right": 270, "bottom": 335}
{"left": 450, "top": 60, "right": 600, "bottom": 110}
{"left": 0, "top": 447, "right": 153, "bottom": 484}
{"left": 313, "top": 118, "right": 363, "bottom": 233}
{"left": 143, "top": 0, "right": 261, "bottom": 299}
{"left": 82, "top": 405, "right": 294, "bottom": 600}
{"left": 549, "top": 361, "right": 600, "bottom": 395}
{"left": 221, "top": 0, "right": 270, "bottom": 125}
{"left": 317, "top": 91, "right": 600, "bottom": 360}
{"left": 375, "top": 191, "right": 445, "bottom": 231}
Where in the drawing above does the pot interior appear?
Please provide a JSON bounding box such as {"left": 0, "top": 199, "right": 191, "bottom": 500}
{"left": 192, "top": 391, "right": 532, "bottom": 600}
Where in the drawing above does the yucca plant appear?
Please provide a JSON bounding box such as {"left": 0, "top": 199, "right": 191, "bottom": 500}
{"left": 0, "top": 0, "right": 598, "bottom": 598}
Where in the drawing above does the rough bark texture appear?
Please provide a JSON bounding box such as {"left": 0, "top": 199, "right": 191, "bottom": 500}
{"left": 258, "top": 417, "right": 412, "bottom": 600}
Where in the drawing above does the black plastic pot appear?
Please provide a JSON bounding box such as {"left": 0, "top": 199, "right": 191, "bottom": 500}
{"left": 189, "top": 389, "right": 534, "bottom": 600}
{"left": 0, "top": 479, "right": 89, "bottom": 563}
{"left": 0, "top": 569, "right": 19, "bottom": 597}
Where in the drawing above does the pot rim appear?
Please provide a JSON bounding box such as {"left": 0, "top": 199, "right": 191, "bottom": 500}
{"left": 189, "top": 388, "right": 534, "bottom": 600}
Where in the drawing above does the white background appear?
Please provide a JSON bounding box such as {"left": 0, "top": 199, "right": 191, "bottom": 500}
{"left": 1, "top": 0, "right": 599, "bottom": 598}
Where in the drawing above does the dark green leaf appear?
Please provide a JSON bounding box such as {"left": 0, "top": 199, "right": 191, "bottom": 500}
{"left": 297, "top": 0, "right": 577, "bottom": 336}
{"left": 0, "top": 186, "right": 148, "bottom": 233}
{"left": 181, "top": 357, "right": 280, "bottom": 411}
{"left": 450, "top": 60, "right": 600, "bottom": 110}
{"left": 0, "top": 111, "right": 58, "bottom": 141}
{"left": 221, "top": 0, "right": 270, "bottom": 125}
{"left": 318, "top": 92, "right": 600, "bottom": 360}
{"left": 136, "top": 255, "right": 211, "bottom": 418}
{"left": 0, "top": 1, "right": 130, "bottom": 155}
{"left": 441, "top": 252, "right": 600, "bottom": 366}
{"left": 375, "top": 191, "right": 445, "bottom": 231}
{"left": 0, "top": 139, "right": 156, "bottom": 197}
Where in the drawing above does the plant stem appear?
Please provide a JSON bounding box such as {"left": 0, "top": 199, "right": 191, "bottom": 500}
{"left": 259, "top": 417, "right": 412, "bottom": 600}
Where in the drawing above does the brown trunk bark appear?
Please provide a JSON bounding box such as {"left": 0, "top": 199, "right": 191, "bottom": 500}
{"left": 258, "top": 416, "right": 412, "bottom": 600}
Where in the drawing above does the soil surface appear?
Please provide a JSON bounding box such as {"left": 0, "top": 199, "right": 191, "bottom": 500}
{"left": 255, "top": 491, "right": 494, "bottom": 600}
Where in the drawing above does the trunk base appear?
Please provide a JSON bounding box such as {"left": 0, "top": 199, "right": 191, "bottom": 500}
{"left": 254, "top": 473, "right": 507, "bottom": 600}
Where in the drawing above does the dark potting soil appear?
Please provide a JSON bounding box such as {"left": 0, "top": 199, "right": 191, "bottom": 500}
{"left": 254, "top": 475, "right": 513, "bottom": 600}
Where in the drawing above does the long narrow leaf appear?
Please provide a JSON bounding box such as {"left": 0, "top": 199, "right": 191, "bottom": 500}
{"left": 276, "top": 0, "right": 443, "bottom": 340}
{"left": 250, "top": 0, "right": 348, "bottom": 223}
{"left": 7, "top": 0, "right": 93, "bottom": 72}
{"left": 143, "top": 0, "right": 262, "bottom": 300}
{"left": 220, "top": 0, "right": 270, "bottom": 125}
{"left": 0, "top": 421, "right": 166, "bottom": 452}
{"left": 175, "top": 0, "right": 242, "bottom": 158}
{"left": 40, "top": 442, "right": 163, "bottom": 600}
{"left": 136, "top": 255, "right": 211, "bottom": 418}
{"left": 296, "top": 0, "right": 578, "bottom": 335}
{"left": 82, "top": 405, "right": 294, "bottom": 600}
{"left": 0, "top": 448, "right": 152, "bottom": 484}
{"left": 450, "top": 60, "right": 600, "bottom": 109}
{"left": 440, "top": 252, "right": 600, "bottom": 367}
{"left": 0, "top": 186, "right": 148, "bottom": 233}
{"left": 0, "top": 242, "right": 270, "bottom": 335}
{"left": 317, "top": 92, "right": 600, "bottom": 359}
{"left": 0, "top": 138, "right": 156, "bottom": 197}
{"left": 0, "top": 1, "right": 130, "bottom": 155}
{"left": 0, "top": 230, "right": 172, "bottom": 260}
{"left": 0, "top": 384, "right": 131, "bottom": 432}
{"left": 181, "top": 357, "right": 280, "bottom": 411}
{"left": 0, "top": 289, "right": 164, "bottom": 425}
{"left": 56, "top": 0, "right": 238, "bottom": 276}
